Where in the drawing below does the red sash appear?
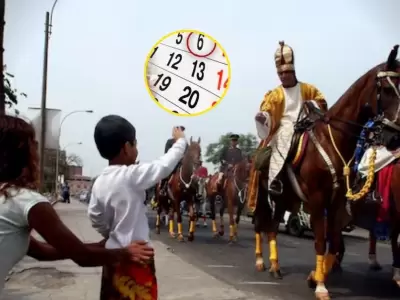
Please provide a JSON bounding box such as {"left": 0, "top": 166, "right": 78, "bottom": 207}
{"left": 100, "top": 260, "right": 157, "bottom": 300}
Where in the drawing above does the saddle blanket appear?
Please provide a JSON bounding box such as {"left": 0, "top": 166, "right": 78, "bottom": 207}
{"left": 358, "top": 146, "right": 400, "bottom": 177}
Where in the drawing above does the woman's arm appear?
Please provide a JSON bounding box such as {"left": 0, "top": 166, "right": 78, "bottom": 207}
{"left": 27, "top": 237, "right": 106, "bottom": 261}
{"left": 27, "top": 202, "right": 130, "bottom": 267}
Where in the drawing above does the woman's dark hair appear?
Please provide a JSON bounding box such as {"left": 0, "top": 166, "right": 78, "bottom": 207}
{"left": 94, "top": 115, "right": 136, "bottom": 160}
{"left": 0, "top": 115, "right": 39, "bottom": 196}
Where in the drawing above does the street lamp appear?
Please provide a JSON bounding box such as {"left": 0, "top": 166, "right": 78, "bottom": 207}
{"left": 63, "top": 142, "right": 83, "bottom": 150}
{"left": 54, "top": 110, "right": 93, "bottom": 193}
{"left": 39, "top": 0, "right": 60, "bottom": 191}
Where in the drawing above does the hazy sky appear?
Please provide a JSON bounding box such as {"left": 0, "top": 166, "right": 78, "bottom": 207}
{"left": 5, "top": 0, "right": 399, "bottom": 176}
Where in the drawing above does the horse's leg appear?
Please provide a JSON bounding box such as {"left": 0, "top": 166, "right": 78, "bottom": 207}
{"left": 254, "top": 187, "right": 267, "bottom": 272}
{"left": 175, "top": 197, "right": 185, "bottom": 242}
{"left": 265, "top": 198, "right": 285, "bottom": 279}
{"left": 368, "top": 231, "right": 382, "bottom": 270}
{"left": 390, "top": 226, "right": 400, "bottom": 286}
{"left": 155, "top": 186, "right": 161, "bottom": 234}
{"left": 188, "top": 195, "right": 196, "bottom": 242}
{"left": 209, "top": 195, "right": 219, "bottom": 237}
{"left": 168, "top": 200, "right": 176, "bottom": 238}
{"left": 218, "top": 195, "right": 225, "bottom": 236}
{"left": 226, "top": 185, "right": 237, "bottom": 242}
{"left": 307, "top": 194, "right": 330, "bottom": 300}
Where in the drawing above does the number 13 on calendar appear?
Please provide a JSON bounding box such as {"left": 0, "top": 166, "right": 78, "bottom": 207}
{"left": 144, "top": 29, "right": 231, "bottom": 116}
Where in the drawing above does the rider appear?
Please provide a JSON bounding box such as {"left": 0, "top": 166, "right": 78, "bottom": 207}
{"left": 217, "top": 134, "right": 243, "bottom": 185}
{"left": 248, "top": 41, "right": 327, "bottom": 211}
{"left": 160, "top": 126, "right": 186, "bottom": 195}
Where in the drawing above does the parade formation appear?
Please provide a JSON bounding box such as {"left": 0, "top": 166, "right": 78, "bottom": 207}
{"left": 152, "top": 41, "right": 400, "bottom": 300}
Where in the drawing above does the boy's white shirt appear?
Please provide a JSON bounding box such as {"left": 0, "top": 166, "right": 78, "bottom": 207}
{"left": 88, "top": 137, "right": 187, "bottom": 249}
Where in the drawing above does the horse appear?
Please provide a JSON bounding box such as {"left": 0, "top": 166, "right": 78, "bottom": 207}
{"left": 248, "top": 45, "right": 400, "bottom": 300}
{"left": 167, "top": 137, "right": 202, "bottom": 242}
{"left": 206, "top": 158, "right": 250, "bottom": 242}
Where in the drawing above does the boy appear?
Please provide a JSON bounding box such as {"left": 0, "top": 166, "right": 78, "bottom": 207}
{"left": 88, "top": 115, "right": 187, "bottom": 300}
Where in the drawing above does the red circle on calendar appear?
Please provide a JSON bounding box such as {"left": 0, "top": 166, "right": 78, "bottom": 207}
{"left": 186, "top": 32, "right": 217, "bottom": 58}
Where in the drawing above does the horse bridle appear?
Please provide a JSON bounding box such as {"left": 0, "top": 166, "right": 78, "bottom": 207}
{"left": 376, "top": 70, "right": 400, "bottom": 131}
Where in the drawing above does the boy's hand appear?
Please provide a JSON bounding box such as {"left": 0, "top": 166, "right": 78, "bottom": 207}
{"left": 128, "top": 240, "right": 154, "bottom": 263}
{"left": 172, "top": 126, "right": 185, "bottom": 140}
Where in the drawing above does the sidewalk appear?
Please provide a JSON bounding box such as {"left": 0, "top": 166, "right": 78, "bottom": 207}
{"left": 2, "top": 200, "right": 265, "bottom": 300}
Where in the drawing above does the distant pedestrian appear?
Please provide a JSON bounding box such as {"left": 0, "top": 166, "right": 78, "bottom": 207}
{"left": 88, "top": 115, "right": 186, "bottom": 300}
{"left": 62, "top": 182, "right": 70, "bottom": 203}
{"left": 0, "top": 115, "right": 151, "bottom": 296}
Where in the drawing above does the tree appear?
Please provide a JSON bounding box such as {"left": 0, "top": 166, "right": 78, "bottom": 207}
{"left": 66, "top": 153, "right": 83, "bottom": 166}
{"left": 3, "top": 65, "right": 27, "bottom": 113}
{"left": 204, "top": 132, "right": 259, "bottom": 166}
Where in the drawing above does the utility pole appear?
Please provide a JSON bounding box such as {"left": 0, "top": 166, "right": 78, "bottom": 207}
{"left": 38, "top": 12, "right": 50, "bottom": 192}
{"left": 0, "top": 0, "right": 5, "bottom": 115}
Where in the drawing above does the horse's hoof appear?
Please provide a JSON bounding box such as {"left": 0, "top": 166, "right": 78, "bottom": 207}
{"left": 369, "top": 263, "right": 382, "bottom": 271}
{"left": 212, "top": 232, "right": 219, "bottom": 238}
{"left": 188, "top": 234, "right": 194, "bottom": 242}
{"left": 169, "top": 232, "right": 176, "bottom": 239}
{"left": 307, "top": 271, "right": 317, "bottom": 289}
{"left": 315, "top": 291, "right": 330, "bottom": 300}
{"left": 255, "top": 262, "right": 266, "bottom": 272}
{"left": 218, "top": 231, "right": 225, "bottom": 237}
{"left": 269, "top": 268, "right": 283, "bottom": 279}
{"left": 177, "top": 234, "right": 185, "bottom": 242}
{"left": 155, "top": 227, "right": 160, "bottom": 235}
{"left": 229, "top": 236, "right": 237, "bottom": 243}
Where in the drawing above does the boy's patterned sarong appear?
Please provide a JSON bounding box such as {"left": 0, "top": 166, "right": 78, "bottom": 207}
{"left": 100, "top": 259, "right": 158, "bottom": 300}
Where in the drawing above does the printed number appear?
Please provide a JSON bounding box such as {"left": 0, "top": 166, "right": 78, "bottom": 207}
{"left": 154, "top": 74, "right": 171, "bottom": 91}
{"left": 178, "top": 86, "right": 200, "bottom": 109}
{"left": 150, "top": 47, "right": 158, "bottom": 59}
{"left": 176, "top": 33, "right": 183, "bottom": 44}
{"left": 217, "top": 70, "right": 229, "bottom": 90}
{"left": 155, "top": 97, "right": 158, "bottom": 102}
{"left": 197, "top": 34, "right": 204, "bottom": 50}
{"left": 191, "top": 61, "right": 206, "bottom": 81}
{"left": 167, "top": 52, "right": 182, "bottom": 70}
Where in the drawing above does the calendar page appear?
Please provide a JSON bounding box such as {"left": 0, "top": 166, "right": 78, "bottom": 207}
{"left": 144, "top": 29, "right": 231, "bottom": 116}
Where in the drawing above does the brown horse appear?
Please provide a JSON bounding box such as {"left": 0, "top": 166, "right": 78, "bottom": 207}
{"left": 248, "top": 45, "right": 400, "bottom": 300}
{"left": 167, "top": 137, "right": 201, "bottom": 242}
{"left": 206, "top": 158, "right": 250, "bottom": 242}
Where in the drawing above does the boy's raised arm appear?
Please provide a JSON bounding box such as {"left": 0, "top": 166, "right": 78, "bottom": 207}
{"left": 129, "top": 138, "right": 187, "bottom": 191}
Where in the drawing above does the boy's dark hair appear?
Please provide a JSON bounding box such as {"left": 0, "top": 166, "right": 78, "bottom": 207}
{"left": 94, "top": 115, "right": 136, "bottom": 160}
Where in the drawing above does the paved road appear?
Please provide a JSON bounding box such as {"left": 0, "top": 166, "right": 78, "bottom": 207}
{"left": 149, "top": 212, "right": 400, "bottom": 300}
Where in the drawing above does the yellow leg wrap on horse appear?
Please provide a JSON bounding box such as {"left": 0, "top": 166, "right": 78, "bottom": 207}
{"left": 169, "top": 220, "right": 174, "bottom": 233}
{"left": 269, "top": 239, "right": 278, "bottom": 261}
{"left": 314, "top": 255, "right": 325, "bottom": 282}
{"left": 323, "top": 253, "right": 336, "bottom": 274}
{"left": 189, "top": 221, "right": 195, "bottom": 233}
{"left": 178, "top": 223, "right": 183, "bottom": 234}
{"left": 156, "top": 215, "right": 160, "bottom": 227}
{"left": 212, "top": 220, "right": 217, "bottom": 232}
{"left": 255, "top": 233, "right": 262, "bottom": 255}
{"left": 229, "top": 224, "right": 236, "bottom": 236}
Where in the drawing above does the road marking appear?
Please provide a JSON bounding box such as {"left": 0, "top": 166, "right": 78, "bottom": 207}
{"left": 239, "top": 281, "right": 281, "bottom": 285}
{"left": 207, "top": 265, "right": 236, "bottom": 268}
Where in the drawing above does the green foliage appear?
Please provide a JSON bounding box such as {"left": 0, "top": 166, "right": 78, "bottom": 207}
{"left": 3, "top": 65, "right": 27, "bottom": 108}
{"left": 204, "top": 132, "right": 258, "bottom": 166}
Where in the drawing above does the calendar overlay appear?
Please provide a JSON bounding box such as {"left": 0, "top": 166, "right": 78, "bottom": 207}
{"left": 145, "top": 30, "right": 231, "bottom": 116}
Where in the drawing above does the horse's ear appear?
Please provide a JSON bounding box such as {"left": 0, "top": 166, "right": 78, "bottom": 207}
{"left": 386, "top": 44, "right": 399, "bottom": 70}
{"left": 197, "top": 137, "right": 201, "bottom": 144}
{"left": 190, "top": 136, "right": 193, "bottom": 143}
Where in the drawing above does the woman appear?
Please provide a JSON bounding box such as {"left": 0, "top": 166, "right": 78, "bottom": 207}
{"left": 0, "top": 115, "right": 153, "bottom": 295}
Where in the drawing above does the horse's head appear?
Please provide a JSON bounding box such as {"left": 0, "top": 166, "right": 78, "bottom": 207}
{"left": 328, "top": 45, "right": 400, "bottom": 133}
{"left": 234, "top": 158, "right": 251, "bottom": 182}
{"left": 374, "top": 45, "right": 400, "bottom": 124}
{"left": 187, "top": 136, "right": 202, "bottom": 166}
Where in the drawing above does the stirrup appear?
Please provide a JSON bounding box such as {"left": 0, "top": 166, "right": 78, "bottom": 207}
{"left": 268, "top": 179, "right": 283, "bottom": 196}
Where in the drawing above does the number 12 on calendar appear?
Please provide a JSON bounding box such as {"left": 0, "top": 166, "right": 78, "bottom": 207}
{"left": 144, "top": 29, "right": 231, "bottom": 117}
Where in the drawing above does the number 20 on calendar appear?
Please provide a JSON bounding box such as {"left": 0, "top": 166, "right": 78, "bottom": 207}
{"left": 144, "top": 29, "right": 231, "bottom": 116}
